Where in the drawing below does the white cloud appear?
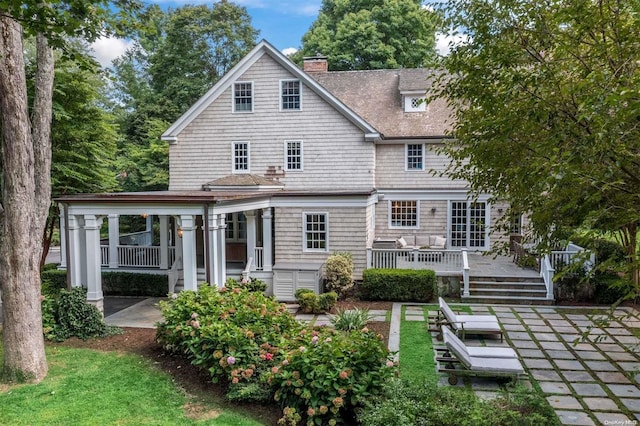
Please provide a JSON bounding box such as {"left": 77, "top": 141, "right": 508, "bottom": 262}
{"left": 90, "top": 36, "right": 133, "bottom": 68}
{"left": 282, "top": 47, "right": 298, "bottom": 56}
{"left": 435, "top": 31, "right": 470, "bottom": 56}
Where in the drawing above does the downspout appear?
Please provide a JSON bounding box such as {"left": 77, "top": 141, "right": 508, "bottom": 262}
{"left": 63, "top": 203, "right": 71, "bottom": 290}
{"left": 204, "top": 203, "right": 211, "bottom": 284}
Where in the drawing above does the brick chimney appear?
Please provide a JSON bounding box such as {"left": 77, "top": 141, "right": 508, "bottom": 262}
{"left": 303, "top": 55, "right": 328, "bottom": 73}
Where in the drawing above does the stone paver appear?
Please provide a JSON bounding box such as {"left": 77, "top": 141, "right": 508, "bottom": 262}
{"left": 547, "top": 395, "right": 583, "bottom": 409}
{"left": 546, "top": 349, "right": 577, "bottom": 360}
{"left": 540, "top": 381, "right": 571, "bottom": 394}
{"left": 518, "top": 349, "right": 546, "bottom": 358}
{"left": 607, "top": 351, "right": 638, "bottom": 362}
{"left": 595, "top": 371, "right": 631, "bottom": 384}
{"left": 511, "top": 339, "right": 539, "bottom": 349}
{"left": 562, "top": 371, "right": 596, "bottom": 382}
{"left": 554, "top": 410, "right": 596, "bottom": 425}
{"left": 620, "top": 398, "right": 640, "bottom": 411}
{"left": 575, "top": 351, "right": 606, "bottom": 361}
{"left": 405, "top": 315, "right": 425, "bottom": 321}
{"left": 523, "top": 358, "right": 554, "bottom": 369}
{"left": 593, "top": 412, "right": 633, "bottom": 425}
{"left": 540, "top": 341, "right": 568, "bottom": 351}
{"left": 608, "top": 384, "right": 640, "bottom": 398}
{"left": 582, "top": 397, "right": 620, "bottom": 411}
{"left": 555, "top": 360, "right": 586, "bottom": 371}
{"left": 585, "top": 361, "right": 618, "bottom": 372}
{"left": 571, "top": 383, "right": 607, "bottom": 397}
{"left": 503, "top": 323, "right": 527, "bottom": 331}
{"left": 531, "top": 369, "right": 564, "bottom": 382}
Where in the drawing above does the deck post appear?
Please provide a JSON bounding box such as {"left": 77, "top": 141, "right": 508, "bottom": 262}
{"left": 217, "top": 214, "right": 227, "bottom": 285}
{"left": 245, "top": 210, "right": 257, "bottom": 272}
{"left": 108, "top": 214, "right": 119, "bottom": 269}
{"left": 159, "top": 215, "right": 169, "bottom": 269}
{"left": 180, "top": 215, "right": 198, "bottom": 291}
{"left": 462, "top": 250, "right": 470, "bottom": 297}
{"left": 84, "top": 215, "right": 104, "bottom": 314}
{"left": 262, "top": 208, "right": 273, "bottom": 272}
{"left": 208, "top": 213, "right": 219, "bottom": 287}
{"left": 366, "top": 248, "right": 372, "bottom": 268}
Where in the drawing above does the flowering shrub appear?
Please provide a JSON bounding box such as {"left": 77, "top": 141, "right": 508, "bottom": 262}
{"left": 267, "top": 327, "right": 396, "bottom": 425}
{"left": 156, "top": 284, "right": 303, "bottom": 399}
{"left": 225, "top": 276, "right": 268, "bottom": 293}
{"left": 157, "top": 285, "right": 395, "bottom": 424}
{"left": 324, "top": 252, "right": 354, "bottom": 297}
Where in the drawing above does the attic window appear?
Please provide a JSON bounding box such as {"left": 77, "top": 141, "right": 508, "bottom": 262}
{"left": 404, "top": 96, "right": 426, "bottom": 112}
{"left": 233, "top": 81, "right": 253, "bottom": 112}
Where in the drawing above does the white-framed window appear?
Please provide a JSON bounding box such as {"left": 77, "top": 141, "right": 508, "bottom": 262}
{"left": 226, "top": 212, "right": 247, "bottom": 241}
{"left": 285, "top": 140, "right": 303, "bottom": 171}
{"left": 281, "top": 80, "right": 301, "bottom": 111}
{"left": 510, "top": 213, "right": 522, "bottom": 234}
{"left": 389, "top": 200, "right": 419, "bottom": 228}
{"left": 404, "top": 96, "right": 426, "bottom": 112}
{"left": 233, "top": 81, "right": 253, "bottom": 112}
{"left": 303, "top": 212, "right": 328, "bottom": 252}
{"left": 406, "top": 144, "right": 424, "bottom": 171}
{"left": 232, "top": 141, "right": 250, "bottom": 173}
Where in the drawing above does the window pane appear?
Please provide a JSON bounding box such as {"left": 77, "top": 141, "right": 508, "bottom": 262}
{"left": 407, "top": 144, "right": 423, "bottom": 170}
{"left": 234, "top": 82, "right": 252, "bottom": 112}
{"left": 304, "top": 213, "right": 327, "bottom": 250}
{"left": 281, "top": 80, "right": 300, "bottom": 110}
{"left": 390, "top": 201, "right": 418, "bottom": 227}
{"left": 286, "top": 140, "right": 302, "bottom": 170}
{"left": 234, "top": 142, "right": 249, "bottom": 171}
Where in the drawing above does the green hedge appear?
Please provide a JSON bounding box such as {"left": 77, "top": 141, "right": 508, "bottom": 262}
{"left": 361, "top": 269, "right": 437, "bottom": 302}
{"left": 40, "top": 269, "right": 168, "bottom": 297}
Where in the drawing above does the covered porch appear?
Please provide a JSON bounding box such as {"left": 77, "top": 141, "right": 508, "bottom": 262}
{"left": 57, "top": 191, "right": 276, "bottom": 312}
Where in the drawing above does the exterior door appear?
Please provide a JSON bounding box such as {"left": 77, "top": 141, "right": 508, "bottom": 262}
{"left": 450, "top": 201, "right": 487, "bottom": 249}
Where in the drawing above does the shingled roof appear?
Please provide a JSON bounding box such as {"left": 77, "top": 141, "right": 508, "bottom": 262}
{"left": 310, "top": 68, "right": 453, "bottom": 138}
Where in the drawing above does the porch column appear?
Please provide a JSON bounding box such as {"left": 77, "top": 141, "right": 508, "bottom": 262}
{"left": 108, "top": 214, "right": 119, "bottom": 269}
{"left": 159, "top": 215, "right": 169, "bottom": 269}
{"left": 216, "top": 214, "right": 227, "bottom": 285}
{"left": 262, "top": 208, "right": 273, "bottom": 272}
{"left": 245, "top": 210, "right": 257, "bottom": 270}
{"left": 58, "top": 204, "right": 67, "bottom": 269}
{"left": 84, "top": 215, "right": 104, "bottom": 313}
{"left": 68, "top": 215, "right": 84, "bottom": 288}
{"left": 145, "top": 214, "right": 153, "bottom": 245}
{"left": 180, "top": 215, "right": 198, "bottom": 291}
{"left": 208, "top": 213, "right": 219, "bottom": 287}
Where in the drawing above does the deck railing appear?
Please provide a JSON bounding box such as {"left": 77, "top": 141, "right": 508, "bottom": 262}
{"left": 100, "top": 245, "right": 176, "bottom": 268}
{"left": 168, "top": 257, "right": 181, "bottom": 293}
{"left": 254, "top": 247, "right": 264, "bottom": 271}
{"left": 366, "top": 248, "right": 463, "bottom": 273}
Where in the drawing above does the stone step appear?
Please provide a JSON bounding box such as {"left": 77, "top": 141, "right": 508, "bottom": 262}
{"left": 461, "top": 294, "right": 554, "bottom": 305}
{"left": 470, "top": 276, "right": 544, "bottom": 283}
{"left": 469, "top": 288, "right": 547, "bottom": 298}
{"left": 469, "top": 281, "right": 547, "bottom": 290}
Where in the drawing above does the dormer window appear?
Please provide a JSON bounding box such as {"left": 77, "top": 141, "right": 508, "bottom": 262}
{"left": 404, "top": 96, "right": 426, "bottom": 112}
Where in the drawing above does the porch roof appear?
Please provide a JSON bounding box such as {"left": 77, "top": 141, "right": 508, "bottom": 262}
{"left": 56, "top": 190, "right": 270, "bottom": 204}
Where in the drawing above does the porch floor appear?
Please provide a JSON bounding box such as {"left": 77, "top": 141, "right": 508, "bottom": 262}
{"left": 466, "top": 253, "right": 540, "bottom": 278}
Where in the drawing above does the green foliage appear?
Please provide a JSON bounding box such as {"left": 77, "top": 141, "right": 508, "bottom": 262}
{"left": 225, "top": 276, "right": 268, "bottom": 293}
{"left": 331, "top": 308, "right": 374, "bottom": 332}
{"left": 294, "top": 289, "right": 337, "bottom": 314}
{"left": 268, "top": 327, "right": 395, "bottom": 426}
{"left": 157, "top": 286, "right": 394, "bottom": 425}
{"left": 41, "top": 269, "right": 68, "bottom": 295}
{"left": 593, "top": 272, "right": 634, "bottom": 305}
{"left": 102, "top": 271, "right": 168, "bottom": 296}
{"left": 434, "top": 0, "right": 640, "bottom": 282}
{"left": 361, "top": 269, "right": 437, "bottom": 302}
{"left": 324, "top": 252, "right": 354, "bottom": 297}
{"left": 42, "top": 287, "right": 122, "bottom": 341}
{"left": 296, "top": 0, "right": 439, "bottom": 70}
{"left": 358, "top": 379, "right": 559, "bottom": 426}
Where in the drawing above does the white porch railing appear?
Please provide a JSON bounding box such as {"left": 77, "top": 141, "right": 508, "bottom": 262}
{"left": 100, "top": 245, "right": 176, "bottom": 268}
{"left": 242, "top": 257, "right": 254, "bottom": 281}
{"left": 254, "top": 247, "right": 264, "bottom": 271}
{"left": 168, "top": 257, "right": 181, "bottom": 294}
{"left": 366, "top": 248, "right": 463, "bottom": 273}
{"left": 540, "top": 255, "right": 555, "bottom": 299}
{"left": 462, "top": 250, "right": 470, "bottom": 297}
{"left": 549, "top": 243, "right": 594, "bottom": 271}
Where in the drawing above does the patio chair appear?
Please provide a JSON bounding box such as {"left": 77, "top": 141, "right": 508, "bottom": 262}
{"left": 437, "top": 326, "right": 525, "bottom": 385}
{"left": 435, "top": 325, "right": 517, "bottom": 359}
{"left": 436, "top": 297, "right": 503, "bottom": 341}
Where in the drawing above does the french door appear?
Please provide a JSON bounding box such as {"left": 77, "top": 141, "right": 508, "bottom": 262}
{"left": 450, "top": 201, "right": 487, "bottom": 249}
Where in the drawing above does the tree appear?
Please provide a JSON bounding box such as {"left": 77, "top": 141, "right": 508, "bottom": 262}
{"left": 295, "top": 0, "right": 439, "bottom": 70}
{"left": 0, "top": 0, "right": 139, "bottom": 383}
{"left": 110, "top": 1, "right": 258, "bottom": 191}
{"left": 434, "top": 0, "right": 640, "bottom": 289}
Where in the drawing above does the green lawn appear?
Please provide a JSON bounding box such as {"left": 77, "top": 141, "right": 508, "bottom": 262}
{"left": 0, "top": 345, "right": 264, "bottom": 426}
{"left": 398, "top": 305, "right": 438, "bottom": 384}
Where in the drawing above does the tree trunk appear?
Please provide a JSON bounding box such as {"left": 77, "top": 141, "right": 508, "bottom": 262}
{"left": 0, "top": 15, "right": 49, "bottom": 383}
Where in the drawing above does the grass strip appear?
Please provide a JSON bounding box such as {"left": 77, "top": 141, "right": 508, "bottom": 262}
{"left": 398, "top": 306, "right": 438, "bottom": 385}
{"left": 0, "top": 345, "right": 263, "bottom": 426}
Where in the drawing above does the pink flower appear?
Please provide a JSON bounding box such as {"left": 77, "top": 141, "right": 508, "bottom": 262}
{"left": 232, "top": 377, "right": 239, "bottom": 384}
{"left": 307, "top": 407, "right": 315, "bottom": 416}
{"left": 191, "top": 312, "right": 198, "bottom": 319}
{"left": 311, "top": 336, "right": 319, "bottom": 344}
{"left": 282, "top": 359, "right": 289, "bottom": 366}
{"left": 171, "top": 293, "right": 178, "bottom": 299}
{"left": 362, "top": 327, "right": 369, "bottom": 332}
{"left": 299, "top": 346, "right": 306, "bottom": 353}
{"left": 265, "top": 352, "right": 274, "bottom": 361}
{"left": 271, "top": 366, "right": 279, "bottom": 374}
{"left": 227, "top": 356, "right": 236, "bottom": 365}
{"left": 339, "top": 371, "right": 348, "bottom": 380}
{"left": 332, "top": 397, "right": 344, "bottom": 407}
{"left": 325, "top": 337, "right": 332, "bottom": 343}
{"left": 191, "top": 320, "right": 200, "bottom": 329}
{"left": 386, "top": 360, "right": 394, "bottom": 367}
{"left": 241, "top": 278, "right": 248, "bottom": 284}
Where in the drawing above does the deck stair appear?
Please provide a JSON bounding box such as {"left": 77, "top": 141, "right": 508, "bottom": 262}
{"left": 461, "top": 275, "right": 553, "bottom": 305}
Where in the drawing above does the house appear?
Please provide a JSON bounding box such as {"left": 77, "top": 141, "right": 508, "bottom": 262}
{"left": 58, "top": 40, "right": 518, "bottom": 310}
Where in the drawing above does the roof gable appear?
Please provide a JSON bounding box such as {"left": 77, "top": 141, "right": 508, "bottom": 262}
{"left": 161, "top": 40, "right": 380, "bottom": 142}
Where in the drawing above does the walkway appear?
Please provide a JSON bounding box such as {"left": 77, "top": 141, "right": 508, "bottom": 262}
{"left": 415, "top": 303, "right": 640, "bottom": 425}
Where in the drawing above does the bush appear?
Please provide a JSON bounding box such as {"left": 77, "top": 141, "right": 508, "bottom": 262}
{"left": 593, "top": 272, "right": 634, "bottom": 304}
{"left": 157, "top": 286, "right": 395, "bottom": 425}
{"left": 41, "top": 269, "right": 68, "bottom": 294}
{"left": 295, "top": 289, "right": 337, "bottom": 314}
{"left": 225, "top": 276, "right": 268, "bottom": 293}
{"left": 324, "top": 252, "right": 354, "bottom": 297}
{"left": 102, "top": 271, "right": 167, "bottom": 296}
{"left": 361, "top": 269, "right": 437, "bottom": 302}
{"left": 268, "top": 327, "right": 395, "bottom": 426}
{"left": 42, "top": 287, "right": 122, "bottom": 341}
{"left": 331, "top": 308, "right": 375, "bottom": 332}
{"left": 358, "top": 378, "right": 559, "bottom": 426}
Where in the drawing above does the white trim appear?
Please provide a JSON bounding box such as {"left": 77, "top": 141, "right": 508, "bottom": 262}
{"left": 161, "top": 40, "right": 379, "bottom": 141}
{"left": 302, "top": 211, "right": 329, "bottom": 253}
{"left": 377, "top": 190, "right": 491, "bottom": 201}
{"left": 447, "top": 200, "right": 490, "bottom": 251}
{"left": 405, "top": 143, "right": 425, "bottom": 172}
{"left": 279, "top": 79, "right": 302, "bottom": 112}
{"left": 271, "top": 195, "right": 373, "bottom": 208}
{"left": 284, "top": 140, "right": 304, "bottom": 171}
{"left": 388, "top": 200, "right": 420, "bottom": 230}
{"left": 232, "top": 141, "right": 251, "bottom": 174}
{"left": 232, "top": 81, "right": 254, "bottom": 113}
